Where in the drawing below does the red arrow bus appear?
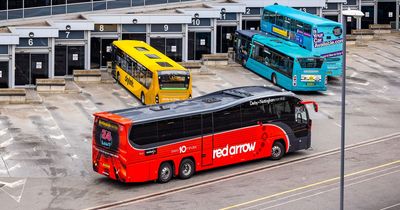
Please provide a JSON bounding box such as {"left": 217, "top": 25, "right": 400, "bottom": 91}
{"left": 92, "top": 86, "right": 318, "bottom": 183}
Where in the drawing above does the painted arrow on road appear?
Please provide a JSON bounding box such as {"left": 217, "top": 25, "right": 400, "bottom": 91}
{"left": 0, "top": 179, "right": 27, "bottom": 203}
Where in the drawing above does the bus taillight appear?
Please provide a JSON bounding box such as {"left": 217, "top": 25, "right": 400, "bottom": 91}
{"left": 293, "top": 75, "right": 297, "bottom": 86}
{"left": 325, "top": 75, "right": 328, "bottom": 85}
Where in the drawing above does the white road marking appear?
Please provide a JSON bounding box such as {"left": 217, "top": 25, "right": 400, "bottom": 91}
{"left": 127, "top": 102, "right": 139, "bottom": 106}
{"left": 372, "top": 116, "right": 379, "bottom": 121}
{"left": 2, "top": 152, "right": 18, "bottom": 160}
{"left": 323, "top": 91, "right": 335, "bottom": 96}
{"left": 83, "top": 106, "right": 98, "bottom": 111}
{"left": 350, "top": 72, "right": 358, "bottom": 78}
{"left": 383, "top": 70, "right": 394, "bottom": 73}
{"left": 43, "top": 125, "right": 58, "bottom": 130}
{"left": 221, "top": 82, "right": 231, "bottom": 87}
{"left": 0, "top": 138, "right": 14, "bottom": 148}
{"left": 0, "top": 179, "right": 27, "bottom": 203}
{"left": 334, "top": 122, "right": 342, "bottom": 128}
{"left": 64, "top": 144, "right": 71, "bottom": 148}
{"left": 380, "top": 203, "right": 400, "bottom": 210}
{"left": 0, "top": 128, "right": 8, "bottom": 136}
{"left": 71, "top": 154, "right": 78, "bottom": 159}
{"left": 49, "top": 134, "right": 66, "bottom": 140}
{"left": 347, "top": 81, "right": 370, "bottom": 86}
{"left": 211, "top": 77, "right": 223, "bottom": 81}
{"left": 119, "top": 95, "right": 131, "bottom": 99}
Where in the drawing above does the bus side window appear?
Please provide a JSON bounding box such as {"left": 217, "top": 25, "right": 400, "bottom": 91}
{"left": 183, "top": 115, "right": 202, "bottom": 138}
{"left": 202, "top": 114, "right": 213, "bottom": 136}
{"left": 158, "top": 118, "right": 184, "bottom": 142}
{"left": 213, "top": 106, "right": 241, "bottom": 133}
{"left": 130, "top": 122, "right": 158, "bottom": 146}
{"left": 272, "top": 99, "right": 294, "bottom": 121}
{"left": 145, "top": 69, "right": 153, "bottom": 89}
{"left": 295, "top": 104, "right": 308, "bottom": 124}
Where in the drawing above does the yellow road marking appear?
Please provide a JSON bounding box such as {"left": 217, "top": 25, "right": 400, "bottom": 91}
{"left": 221, "top": 159, "right": 400, "bottom": 210}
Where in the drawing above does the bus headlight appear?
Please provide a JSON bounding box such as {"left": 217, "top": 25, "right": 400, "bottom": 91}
{"left": 155, "top": 95, "right": 159, "bottom": 104}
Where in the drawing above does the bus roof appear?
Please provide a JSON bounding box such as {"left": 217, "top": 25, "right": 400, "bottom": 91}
{"left": 108, "top": 86, "right": 294, "bottom": 124}
{"left": 235, "top": 30, "right": 269, "bottom": 39}
{"left": 113, "top": 40, "right": 186, "bottom": 72}
{"left": 265, "top": 4, "right": 342, "bottom": 27}
{"left": 252, "top": 34, "right": 318, "bottom": 58}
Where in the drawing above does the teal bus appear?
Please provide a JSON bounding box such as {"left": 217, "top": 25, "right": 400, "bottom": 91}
{"left": 261, "top": 4, "right": 343, "bottom": 77}
{"left": 235, "top": 30, "right": 327, "bottom": 92}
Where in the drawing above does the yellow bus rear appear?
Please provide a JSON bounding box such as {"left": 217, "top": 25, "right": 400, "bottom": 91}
{"left": 112, "top": 40, "right": 192, "bottom": 105}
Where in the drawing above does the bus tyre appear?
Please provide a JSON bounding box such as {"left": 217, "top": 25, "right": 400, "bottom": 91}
{"left": 179, "top": 159, "right": 195, "bottom": 179}
{"left": 271, "top": 74, "right": 277, "bottom": 85}
{"left": 140, "top": 93, "right": 145, "bottom": 105}
{"left": 271, "top": 141, "right": 285, "bottom": 160}
{"left": 158, "top": 162, "right": 173, "bottom": 183}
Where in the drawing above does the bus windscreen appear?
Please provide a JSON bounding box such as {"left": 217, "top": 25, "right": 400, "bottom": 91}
{"left": 158, "top": 71, "right": 190, "bottom": 90}
{"left": 298, "top": 58, "right": 324, "bottom": 69}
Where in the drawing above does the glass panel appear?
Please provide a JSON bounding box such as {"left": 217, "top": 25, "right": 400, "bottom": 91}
{"left": 52, "top": 0, "right": 66, "bottom": 5}
{"left": 217, "top": 26, "right": 236, "bottom": 53}
{"left": 68, "top": 46, "right": 85, "bottom": 75}
{"left": 0, "top": 62, "right": 9, "bottom": 88}
{"left": 202, "top": 114, "right": 212, "bottom": 135}
{"left": 195, "top": 32, "right": 211, "bottom": 60}
{"left": 55, "top": 46, "right": 67, "bottom": 76}
{"left": 130, "top": 122, "right": 158, "bottom": 146}
{"left": 93, "top": 1, "right": 106, "bottom": 10}
{"left": 0, "top": 11, "right": 6, "bottom": 20}
{"left": 9, "top": 0, "right": 23, "bottom": 9}
{"left": 168, "top": 0, "right": 179, "bottom": 2}
{"left": 67, "top": 3, "right": 92, "bottom": 13}
{"left": 188, "top": 32, "right": 195, "bottom": 60}
{"left": 213, "top": 106, "right": 241, "bottom": 133}
{"left": 184, "top": 115, "right": 202, "bottom": 138}
{"left": 107, "top": 0, "right": 130, "bottom": 9}
{"left": 132, "top": 0, "right": 144, "bottom": 6}
{"left": 166, "top": 38, "right": 182, "bottom": 62}
{"left": 52, "top": 5, "right": 66, "bottom": 14}
{"left": 90, "top": 37, "right": 101, "bottom": 69}
{"left": 8, "top": 10, "right": 23, "bottom": 19}
{"left": 146, "top": 0, "right": 167, "bottom": 5}
{"left": 158, "top": 118, "right": 184, "bottom": 142}
{"left": 31, "top": 54, "right": 49, "bottom": 85}
{"left": 298, "top": 58, "right": 324, "bottom": 68}
{"left": 150, "top": 38, "right": 165, "bottom": 54}
{"left": 101, "top": 39, "right": 116, "bottom": 67}
{"left": 68, "top": 0, "right": 91, "bottom": 3}
{"left": 25, "top": 0, "right": 51, "bottom": 8}
{"left": 0, "top": 0, "right": 7, "bottom": 11}
{"left": 122, "top": 24, "right": 146, "bottom": 33}
{"left": 0, "top": 46, "right": 8, "bottom": 54}
{"left": 158, "top": 71, "right": 189, "bottom": 90}
{"left": 15, "top": 54, "right": 30, "bottom": 86}
{"left": 122, "top": 34, "right": 146, "bottom": 42}
{"left": 151, "top": 24, "right": 182, "bottom": 32}
{"left": 24, "top": 7, "right": 51, "bottom": 18}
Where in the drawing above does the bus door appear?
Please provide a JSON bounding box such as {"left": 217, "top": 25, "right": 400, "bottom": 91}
{"left": 201, "top": 113, "right": 213, "bottom": 166}
{"left": 292, "top": 101, "right": 310, "bottom": 150}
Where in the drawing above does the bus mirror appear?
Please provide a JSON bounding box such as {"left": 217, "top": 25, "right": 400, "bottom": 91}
{"left": 300, "top": 101, "right": 319, "bottom": 112}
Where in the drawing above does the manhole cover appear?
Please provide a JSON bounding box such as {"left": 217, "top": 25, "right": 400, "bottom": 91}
{"left": 47, "top": 106, "right": 58, "bottom": 110}
{"left": 95, "top": 102, "right": 104, "bottom": 106}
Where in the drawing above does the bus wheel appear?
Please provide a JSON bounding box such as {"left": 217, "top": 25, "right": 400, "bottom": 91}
{"left": 271, "top": 73, "right": 277, "bottom": 85}
{"left": 179, "top": 159, "right": 195, "bottom": 179}
{"left": 158, "top": 162, "right": 173, "bottom": 183}
{"left": 140, "top": 93, "right": 145, "bottom": 105}
{"left": 271, "top": 141, "right": 285, "bottom": 160}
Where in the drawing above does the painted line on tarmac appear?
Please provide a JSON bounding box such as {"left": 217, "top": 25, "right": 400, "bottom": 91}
{"left": 240, "top": 165, "right": 400, "bottom": 210}
{"left": 380, "top": 202, "right": 400, "bottom": 210}
{"left": 85, "top": 132, "right": 400, "bottom": 210}
{"left": 256, "top": 168, "right": 400, "bottom": 210}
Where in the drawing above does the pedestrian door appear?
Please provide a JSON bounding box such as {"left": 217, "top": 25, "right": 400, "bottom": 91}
{"left": 15, "top": 53, "right": 48, "bottom": 86}
{"left": 91, "top": 38, "right": 117, "bottom": 69}
{"left": 0, "top": 62, "right": 8, "bottom": 88}
{"left": 55, "top": 46, "right": 85, "bottom": 76}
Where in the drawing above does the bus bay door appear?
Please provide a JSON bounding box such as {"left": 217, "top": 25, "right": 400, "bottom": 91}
{"left": 201, "top": 114, "right": 213, "bottom": 166}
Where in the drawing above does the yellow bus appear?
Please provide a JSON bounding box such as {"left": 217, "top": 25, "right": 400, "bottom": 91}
{"left": 111, "top": 40, "right": 192, "bottom": 105}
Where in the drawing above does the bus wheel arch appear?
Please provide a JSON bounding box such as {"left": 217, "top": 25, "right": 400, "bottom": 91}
{"left": 270, "top": 139, "right": 286, "bottom": 160}
{"left": 158, "top": 161, "right": 174, "bottom": 183}
{"left": 116, "top": 71, "right": 121, "bottom": 81}
{"left": 179, "top": 157, "right": 195, "bottom": 179}
{"left": 271, "top": 73, "right": 277, "bottom": 85}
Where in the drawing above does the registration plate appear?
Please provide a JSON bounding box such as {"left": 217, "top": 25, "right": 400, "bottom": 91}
{"left": 307, "top": 82, "right": 315, "bottom": 86}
